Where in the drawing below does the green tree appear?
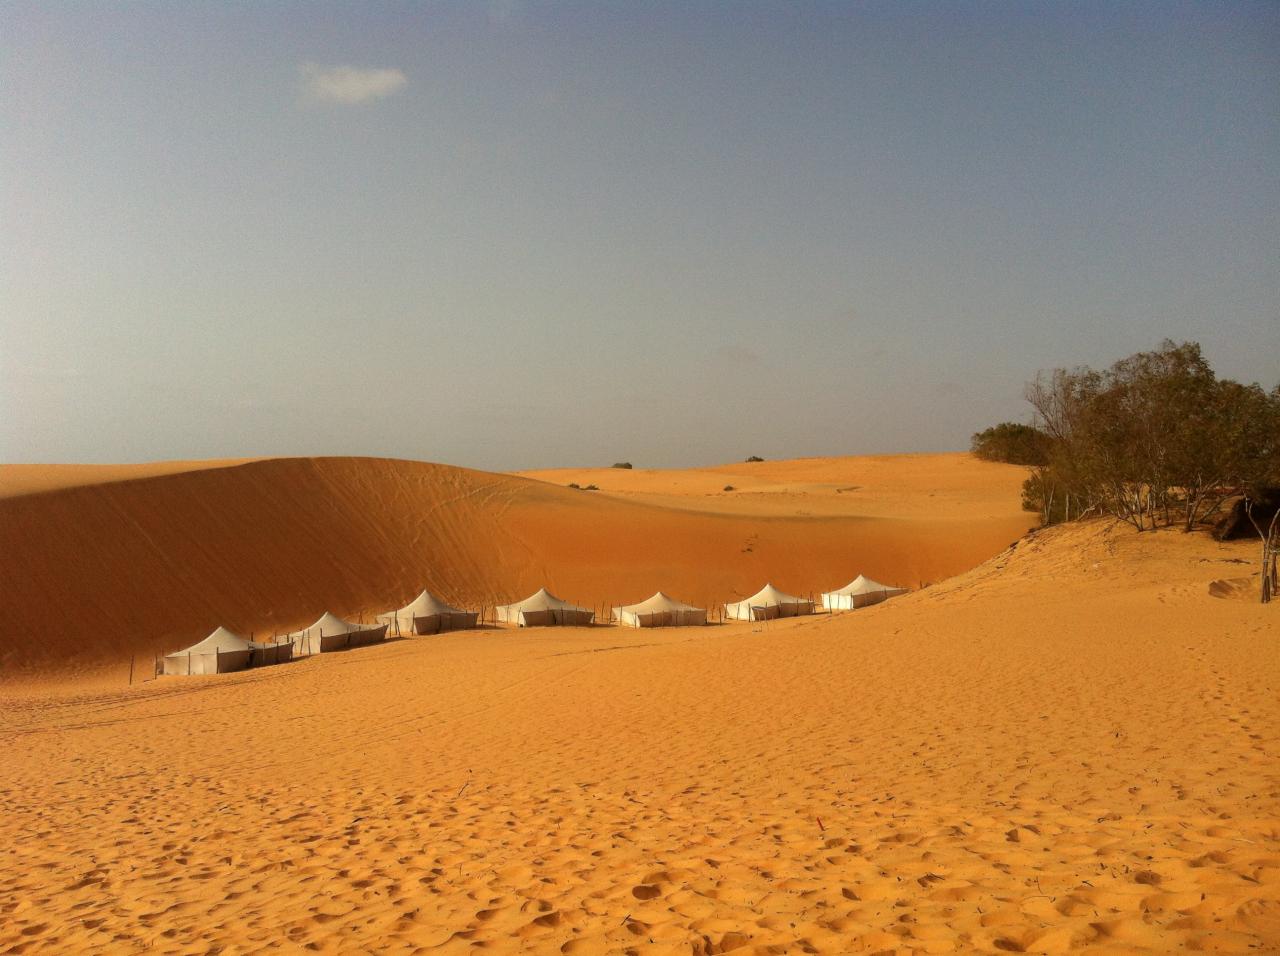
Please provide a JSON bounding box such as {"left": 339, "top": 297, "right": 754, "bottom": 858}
{"left": 970, "top": 422, "right": 1050, "bottom": 465}
{"left": 1012, "top": 340, "right": 1279, "bottom": 532}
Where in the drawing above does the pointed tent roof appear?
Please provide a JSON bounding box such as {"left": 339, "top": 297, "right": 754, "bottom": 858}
{"left": 737, "top": 583, "right": 808, "bottom": 607}
{"left": 827, "top": 574, "right": 907, "bottom": 596}
{"left": 615, "top": 591, "right": 705, "bottom": 615}
{"left": 174, "top": 626, "right": 251, "bottom": 656}
{"left": 500, "top": 588, "right": 589, "bottom": 613}
{"left": 383, "top": 589, "right": 466, "bottom": 617}
{"left": 284, "top": 611, "right": 377, "bottom": 639}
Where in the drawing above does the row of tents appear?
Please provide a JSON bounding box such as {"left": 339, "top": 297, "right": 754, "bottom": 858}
{"left": 159, "top": 575, "right": 908, "bottom": 677}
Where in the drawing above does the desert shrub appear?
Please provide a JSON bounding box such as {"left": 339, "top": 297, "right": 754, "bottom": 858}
{"left": 567, "top": 483, "right": 580, "bottom": 489}
{"left": 745, "top": 455, "right": 764, "bottom": 463}
{"left": 1020, "top": 468, "right": 1072, "bottom": 522}
{"left": 971, "top": 422, "right": 1049, "bottom": 465}
{"left": 723, "top": 485, "right": 735, "bottom": 492}
{"left": 1018, "top": 341, "right": 1280, "bottom": 531}
{"left": 583, "top": 484, "right": 599, "bottom": 491}
{"left": 611, "top": 462, "right": 633, "bottom": 469}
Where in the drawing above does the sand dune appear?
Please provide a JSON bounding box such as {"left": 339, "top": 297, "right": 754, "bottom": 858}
{"left": 0, "top": 458, "right": 255, "bottom": 499}
{"left": 0, "top": 520, "right": 1275, "bottom": 953}
{"left": 0, "top": 454, "right": 1033, "bottom": 681}
{"left": 519, "top": 452, "right": 1025, "bottom": 519}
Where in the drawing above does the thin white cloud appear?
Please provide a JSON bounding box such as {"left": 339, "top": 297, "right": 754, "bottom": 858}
{"left": 300, "top": 63, "right": 407, "bottom": 105}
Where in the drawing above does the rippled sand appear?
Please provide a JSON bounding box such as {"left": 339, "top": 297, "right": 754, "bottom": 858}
{"left": 2, "top": 520, "right": 1276, "bottom": 953}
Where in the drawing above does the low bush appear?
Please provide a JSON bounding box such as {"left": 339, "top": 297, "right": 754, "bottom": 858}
{"left": 970, "top": 422, "right": 1050, "bottom": 465}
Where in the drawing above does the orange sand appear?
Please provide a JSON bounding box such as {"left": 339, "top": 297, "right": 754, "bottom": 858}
{"left": 0, "top": 458, "right": 255, "bottom": 499}
{"left": 519, "top": 453, "right": 1025, "bottom": 519}
{"left": 2, "top": 457, "right": 1277, "bottom": 954}
{"left": 0, "top": 454, "right": 1032, "bottom": 681}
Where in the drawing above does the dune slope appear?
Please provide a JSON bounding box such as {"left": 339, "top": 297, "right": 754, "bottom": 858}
{"left": 0, "top": 458, "right": 255, "bottom": 499}
{"left": 0, "top": 522, "right": 1275, "bottom": 953}
{"left": 0, "top": 454, "right": 1033, "bottom": 680}
{"left": 519, "top": 452, "right": 1025, "bottom": 518}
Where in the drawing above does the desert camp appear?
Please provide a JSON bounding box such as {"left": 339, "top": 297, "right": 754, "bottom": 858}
{"left": 4, "top": 3, "right": 1279, "bottom": 954}
{"left": 4, "top": 451, "right": 1277, "bottom": 955}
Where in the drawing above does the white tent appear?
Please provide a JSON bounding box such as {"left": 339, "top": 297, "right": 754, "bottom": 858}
{"left": 723, "top": 583, "right": 815, "bottom": 621}
{"left": 377, "top": 590, "right": 478, "bottom": 636}
{"left": 285, "top": 611, "right": 388, "bottom": 655}
{"left": 249, "top": 637, "right": 294, "bottom": 667}
{"left": 821, "top": 574, "right": 909, "bottom": 611}
{"left": 612, "top": 591, "right": 707, "bottom": 628}
{"left": 160, "top": 626, "right": 252, "bottom": 676}
{"left": 494, "top": 588, "right": 594, "bottom": 627}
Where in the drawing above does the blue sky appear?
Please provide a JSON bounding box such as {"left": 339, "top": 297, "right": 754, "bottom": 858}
{"left": 3, "top": 1, "right": 1277, "bottom": 468}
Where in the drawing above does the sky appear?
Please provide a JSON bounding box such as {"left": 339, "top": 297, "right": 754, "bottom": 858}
{"left": 2, "top": 1, "right": 1277, "bottom": 470}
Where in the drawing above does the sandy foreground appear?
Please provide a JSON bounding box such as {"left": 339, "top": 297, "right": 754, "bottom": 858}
{"left": 1, "top": 457, "right": 1277, "bottom": 954}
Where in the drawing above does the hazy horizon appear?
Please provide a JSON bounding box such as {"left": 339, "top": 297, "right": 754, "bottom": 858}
{"left": 4, "top": 1, "right": 1277, "bottom": 471}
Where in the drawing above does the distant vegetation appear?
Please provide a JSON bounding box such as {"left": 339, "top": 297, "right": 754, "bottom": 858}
{"left": 612, "top": 462, "right": 633, "bottom": 469}
{"left": 984, "top": 340, "right": 1279, "bottom": 533}
{"left": 970, "top": 423, "right": 1050, "bottom": 466}
{"left": 723, "top": 485, "right": 735, "bottom": 492}
{"left": 745, "top": 455, "right": 764, "bottom": 463}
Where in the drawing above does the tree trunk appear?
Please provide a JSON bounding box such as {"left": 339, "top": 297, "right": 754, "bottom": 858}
{"left": 1244, "top": 500, "right": 1280, "bottom": 605}
{"left": 1265, "top": 511, "right": 1279, "bottom": 605}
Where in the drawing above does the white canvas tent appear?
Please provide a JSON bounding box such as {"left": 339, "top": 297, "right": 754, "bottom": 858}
{"left": 821, "top": 574, "right": 909, "bottom": 611}
{"left": 495, "top": 588, "right": 594, "bottom": 627}
{"left": 160, "top": 626, "right": 252, "bottom": 676}
{"left": 612, "top": 591, "right": 707, "bottom": 628}
{"left": 377, "top": 590, "right": 478, "bottom": 636}
{"left": 249, "top": 638, "right": 294, "bottom": 667}
{"left": 285, "top": 611, "right": 388, "bottom": 655}
{"left": 723, "top": 583, "right": 815, "bottom": 621}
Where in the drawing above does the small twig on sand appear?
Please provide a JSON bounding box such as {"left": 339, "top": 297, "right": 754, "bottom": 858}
{"left": 456, "top": 780, "right": 470, "bottom": 799}
{"left": 1019, "top": 893, "right": 1055, "bottom": 904}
